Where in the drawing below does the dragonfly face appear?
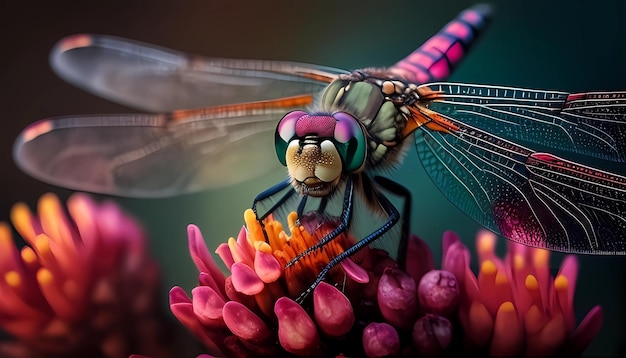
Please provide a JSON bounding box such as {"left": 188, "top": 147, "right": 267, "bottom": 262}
{"left": 275, "top": 109, "right": 366, "bottom": 197}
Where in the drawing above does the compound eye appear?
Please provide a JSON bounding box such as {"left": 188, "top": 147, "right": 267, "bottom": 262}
{"left": 275, "top": 110, "right": 308, "bottom": 166}
{"left": 277, "top": 110, "right": 308, "bottom": 142}
{"left": 332, "top": 111, "right": 367, "bottom": 172}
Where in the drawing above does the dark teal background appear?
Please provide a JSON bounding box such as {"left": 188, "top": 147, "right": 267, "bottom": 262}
{"left": 0, "top": 0, "right": 624, "bottom": 356}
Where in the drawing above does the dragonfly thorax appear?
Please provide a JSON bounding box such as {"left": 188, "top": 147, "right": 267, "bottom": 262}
{"left": 320, "top": 74, "right": 412, "bottom": 168}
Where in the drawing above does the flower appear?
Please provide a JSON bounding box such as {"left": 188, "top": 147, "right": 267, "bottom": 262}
{"left": 170, "top": 209, "right": 417, "bottom": 357}
{"left": 441, "top": 229, "right": 603, "bottom": 356}
{"left": 0, "top": 193, "right": 182, "bottom": 358}
{"left": 171, "top": 209, "right": 603, "bottom": 357}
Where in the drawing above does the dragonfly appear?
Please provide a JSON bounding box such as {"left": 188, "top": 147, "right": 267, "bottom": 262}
{"left": 13, "top": 4, "right": 626, "bottom": 299}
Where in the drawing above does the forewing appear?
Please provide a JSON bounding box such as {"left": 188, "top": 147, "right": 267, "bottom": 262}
{"left": 412, "top": 84, "right": 626, "bottom": 254}
{"left": 14, "top": 96, "right": 312, "bottom": 197}
{"left": 51, "top": 34, "right": 346, "bottom": 112}
{"left": 426, "top": 83, "right": 626, "bottom": 165}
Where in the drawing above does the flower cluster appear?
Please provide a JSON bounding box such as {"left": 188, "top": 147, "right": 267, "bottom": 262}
{"left": 171, "top": 209, "right": 604, "bottom": 357}
{"left": 169, "top": 209, "right": 384, "bottom": 356}
{"left": 0, "top": 193, "right": 180, "bottom": 358}
{"left": 441, "top": 229, "right": 603, "bottom": 356}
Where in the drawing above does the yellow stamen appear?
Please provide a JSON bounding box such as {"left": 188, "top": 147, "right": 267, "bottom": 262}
{"left": 532, "top": 248, "right": 550, "bottom": 268}
{"left": 227, "top": 237, "right": 250, "bottom": 264}
{"left": 554, "top": 275, "right": 568, "bottom": 291}
{"left": 513, "top": 254, "right": 525, "bottom": 271}
{"left": 37, "top": 268, "right": 53, "bottom": 285}
{"left": 525, "top": 274, "right": 539, "bottom": 290}
{"left": 480, "top": 260, "right": 497, "bottom": 275}
{"left": 499, "top": 301, "right": 515, "bottom": 313}
{"left": 34, "top": 234, "right": 52, "bottom": 258}
{"left": 4, "top": 271, "right": 21, "bottom": 287}
{"left": 287, "top": 212, "right": 298, "bottom": 231}
{"left": 20, "top": 246, "right": 38, "bottom": 265}
{"left": 10, "top": 202, "right": 36, "bottom": 242}
{"left": 243, "top": 209, "right": 264, "bottom": 242}
{"left": 477, "top": 230, "right": 496, "bottom": 254}
{"left": 254, "top": 241, "right": 273, "bottom": 254}
{"left": 495, "top": 271, "right": 508, "bottom": 285}
{"left": 0, "top": 222, "right": 13, "bottom": 248}
{"left": 39, "top": 193, "right": 65, "bottom": 241}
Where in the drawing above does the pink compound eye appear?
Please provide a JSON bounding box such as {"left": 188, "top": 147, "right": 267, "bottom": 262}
{"left": 332, "top": 111, "right": 366, "bottom": 172}
{"left": 333, "top": 112, "right": 360, "bottom": 143}
{"left": 275, "top": 110, "right": 307, "bottom": 167}
{"left": 277, "top": 110, "right": 308, "bottom": 142}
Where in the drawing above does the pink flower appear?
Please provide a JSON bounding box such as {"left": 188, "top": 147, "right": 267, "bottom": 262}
{"left": 442, "top": 229, "right": 603, "bottom": 356}
{"left": 0, "top": 193, "right": 179, "bottom": 358}
{"left": 171, "top": 209, "right": 603, "bottom": 357}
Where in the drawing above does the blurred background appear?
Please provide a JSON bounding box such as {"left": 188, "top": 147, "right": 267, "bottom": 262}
{"left": 0, "top": 0, "right": 624, "bottom": 356}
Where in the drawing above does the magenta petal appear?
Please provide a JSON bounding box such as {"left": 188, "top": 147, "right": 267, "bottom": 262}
{"left": 169, "top": 286, "right": 192, "bottom": 305}
{"left": 192, "top": 286, "right": 226, "bottom": 325}
{"left": 362, "top": 322, "right": 400, "bottom": 358}
{"left": 274, "top": 297, "right": 321, "bottom": 355}
{"left": 237, "top": 226, "right": 256, "bottom": 262}
{"left": 223, "top": 301, "right": 271, "bottom": 343}
{"left": 377, "top": 267, "right": 418, "bottom": 329}
{"left": 313, "top": 282, "right": 355, "bottom": 337}
{"left": 188, "top": 225, "right": 226, "bottom": 294}
{"left": 557, "top": 255, "right": 579, "bottom": 299}
{"left": 169, "top": 288, "right": 224, "bottom": 356}
{"left": 442, "top": 241, "right": 469, "bottom": 287}
{"left": 568, "top": 305, "right": 603, "bottom": 354}
{"left": 215, "top": 242, "right": 235, "bottom": 269}
{"left": 225, "top": 276, "right": 258, "bottom": 309}
{"left": 254, "top": 250, "right": 282, "bottom": 283}
{"left": 340, "top": 257, "right": 369, "bottom": 283}
{"left": 231, "top": 262, "right": 265, "bottom": 295}
{"left": 441, "top": 231, "right": 461, "bottom": 262}
{"left": 198, "top": 272, "right": 218, "bottom": 287}
{"left": 405, "top": 234, "right": 435, "bottom": 287}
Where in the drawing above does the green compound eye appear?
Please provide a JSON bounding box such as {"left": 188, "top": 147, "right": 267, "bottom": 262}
{"left": 275, "top": 110, "right": 307, "bottom": 166}
{"left": 332, "top": 112, "right": 366, "bottom": 173}
{"left": 274, "top": 110, "right": 367, "bottom": 173}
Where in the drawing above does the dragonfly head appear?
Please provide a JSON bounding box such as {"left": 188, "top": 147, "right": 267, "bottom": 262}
{"left": 275, "top": 110, "right": 367, "bottom": 197}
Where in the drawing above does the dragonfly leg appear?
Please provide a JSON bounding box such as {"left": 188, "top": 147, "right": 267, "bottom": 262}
{"left": 252, "top": 178, "right": 298, "bottom": 241}
{"left": 252, "top": 178, "right": 294, "bottom": 221}
{"left": 295, "top": 187, "right": 400, "bottom": 303}
{"left": 373, "top": 175, "right": 412, "bottom": 269}
{"left": 285, "top": 177, "right": 355, "bottom": 268}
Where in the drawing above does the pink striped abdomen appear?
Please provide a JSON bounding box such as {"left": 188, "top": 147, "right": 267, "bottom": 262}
{"left": 388, "top": 4, "right": 492, "bottom": 84}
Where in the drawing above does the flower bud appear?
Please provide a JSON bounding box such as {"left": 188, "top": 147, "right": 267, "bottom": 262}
{"left": 362, "top": 322, "right": 400, "bottom": 358}
{"left": 412, "top": 314, "right": 453, "bottom": 357}
{"left": 313, "top": 282, "right": 355, "bottom": 337}
{"left": 275, "top": 297, "right": 321, "bottom": 356}
{"left": 377, "top": 267, "right": 418, "bottom": 329}
{"left": 418, "top": 270, "right": 459, "bottom": 317}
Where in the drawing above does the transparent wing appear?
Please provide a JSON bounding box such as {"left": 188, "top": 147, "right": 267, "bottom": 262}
{"left": 426, "top": 83, "right": 626, "bottom": 165}
{"left": 14, "top": 96, "right": 313, "bottom": 197}
{"left": 413, "top": 83, "right": 626, "bottom": 254}
{"left": 51, "top": 34, "right": 345, "bottom": 112}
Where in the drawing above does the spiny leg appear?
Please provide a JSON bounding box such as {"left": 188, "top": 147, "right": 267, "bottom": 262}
{"left": 252, "top": 178, "right": 298, "bottom": 241}
{"left": 295, "top": 188, "right": 401, "bottom": 303}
